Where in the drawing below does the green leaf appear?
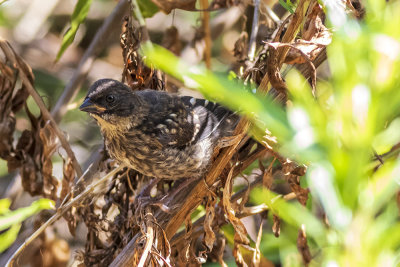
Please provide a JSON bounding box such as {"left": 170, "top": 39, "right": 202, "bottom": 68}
{"left": 56, "top": 0, "right": 93, "bottom": 61}
{"left": 279, "top": 0, "right": 295, "bottom": 14}
{"left": 137, "top": 0, "right": 159, "bottom": 18}
{"left": 0, "top": 199, "right": 54, "bottom": 231}
{"left": 0, "top": 223, "right": 21, "bottom": 253}
{"left": 0, "top": 199, "right": 11, "bottom": 214}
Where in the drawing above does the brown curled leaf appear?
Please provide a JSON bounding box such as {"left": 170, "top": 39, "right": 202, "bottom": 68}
{"left": 39, "top": 121, "right": 59, "bottom": 200}
{"left": 20, "top": 154, "right": 43, "bottom": 196}
{"left": 121, "top": 16, "right": 162, "bottom": 91}
{"left": 61, "top": 158, "right": 77, "bottom": 235}
{"left": 285, "top": 3, "right": 331, "bottom": 65}
{"left": 162, "top": 26, "right": 182, "bottom": 56}
{"left": 203, "top": 194, "right": 217, "bottom": 253}
{"left": 181, "top": 215, "right": 193, "bottom": 263}
{"left": 0, "top": 116, "right": 16, "bottom": 161}
{"left": 262, "top": 158, "right": 276, "bottom": 189}
{"left": 150, "top": 0, "right": 196, "bottom": 14}
{"left": 61, "top": 158, "right": 75, "bottom": 202}
{"left": 272, "top": 214, "right": 281, "bottom": 237}
{"left": 233, "top": 243, "right": 248, "bottom": 267}
{"left": 233, "top": 32, "right": 249, "bottom": 62}
{"left": 223, "top": 168, "right": 249, "bottom": 245}
{"left": 11, "top": 86, "right": 29, "bottom": 113}
{"left": 283, "top": 161, "right": 309, "bottom": 206}
{"left": 297, "top": 225, "right": 312, "bottom": 265}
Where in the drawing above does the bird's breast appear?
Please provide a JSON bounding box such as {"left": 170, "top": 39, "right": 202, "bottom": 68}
{"left": 103, "top": 130, "right": 214, "bottom": 179}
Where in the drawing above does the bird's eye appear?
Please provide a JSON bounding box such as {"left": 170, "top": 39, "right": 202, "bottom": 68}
{"left": 106, "top": 94, "right": 115, "bottom": 103}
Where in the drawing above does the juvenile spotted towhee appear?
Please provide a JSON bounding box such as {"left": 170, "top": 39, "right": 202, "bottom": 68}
{"left": 79, "top": 79, "right": 239, "bottom": 179}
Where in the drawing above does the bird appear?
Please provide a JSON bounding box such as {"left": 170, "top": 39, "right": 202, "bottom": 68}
{"left": 79, "top": 79, "right": 239, "bottom": 180}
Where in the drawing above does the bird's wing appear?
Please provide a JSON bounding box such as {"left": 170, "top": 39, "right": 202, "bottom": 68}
{"left": 181, "top": 96, "right": 239, "bottom": 142}
{"left": 138, "top": 90, "right": 239, "bottom": 148}
{"left": 138, "top": 90, "right": 196, "bottom": 147}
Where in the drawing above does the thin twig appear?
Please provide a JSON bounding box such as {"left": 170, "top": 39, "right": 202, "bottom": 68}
{"left": 51, "top": 0, "right": 129, "bottom": 123}
{"left": 138, "top": 207, "right": 154, "bottom": 267}
{"left": 248, "top": 0, "right": 260, "bottom": 61}
{"left": 6, "top": 165, "right": 125, "bottom": 267}
{"left": 0, "top": 39, "right": 83, "bottom": 178}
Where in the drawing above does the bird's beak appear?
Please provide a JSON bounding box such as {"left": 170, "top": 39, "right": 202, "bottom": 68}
{"left": 79, "top": 98, "right": 106, "bottom": 114}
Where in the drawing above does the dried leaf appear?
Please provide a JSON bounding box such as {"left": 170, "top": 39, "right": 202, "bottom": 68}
{"left": 262, "top": 158, "right": 276, "bottom": 189}
{"left": 120, "top": 17, "right": 162, "bottom": 91}
{"left": 61, "top": 158, "right": 77, "bottom": 235}
{"left": 11, "top": 87, "right": 29, "bottom": 113}
{"left": 39, "top": 122, "right": 59, "bottom": 200}
{"left": 203, "top": 194, "right": 217, "bottom": 252}
{"left": 61, "top": 158, "right": 74, "bottom": 202}
{"left": 182, "top": 215, "right": 193, "bottom": 263}
{"left": 252, "top": 221, "right": 263, "bottom": 267}
{"left": 21, "top": 155, "right": 43, "bottom": 196}
{"left": 223, "top": 168, "right": 249, "bottom": 245}
{"left": 162, "top": 26, "right": 181, "bottom": 56}
{"left": 0, "top": 116, "right": 15, "bottom": 160}
{"left": 297, "top": 225, "right": 312, "bottom": 265}
{"left": 272, "top": 214, "right": 280, "bottom": 237}
{"left": 233, "top": 32, "right": 249, "bottom": 62}
{"left": 233, "top": 244, "right": 248, "bottom": 267}
{"left": 209, "top": 234, "right": 228, "bottom": 267}
{"left": 285, "top": 3, "right": 331, "bottom": 65}
{"left": 151, "top": 0, "right": 196, "bottom": 14}
{"left": 283, "top": 161, "right": 309, "bottom": 206}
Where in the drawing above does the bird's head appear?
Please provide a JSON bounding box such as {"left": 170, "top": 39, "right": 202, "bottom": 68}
{"left": 79, "top": 79, "right": 147, "bottom": 131}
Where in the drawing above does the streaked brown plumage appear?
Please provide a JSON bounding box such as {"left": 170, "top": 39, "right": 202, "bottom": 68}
{"left": 80, "top": 79, "right": 239, "bottom": 179}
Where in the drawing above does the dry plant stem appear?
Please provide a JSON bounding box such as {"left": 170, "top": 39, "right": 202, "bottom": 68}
{"left": 259, "top": 0, "right": 313, "bottom": 91}
{"left": 0, "top": 40, "right": 83, "bottom": 177}
{"left": 253, "top": 220, "right": 263, "bottom": 265}
{"left": 200, "top": 0, "right": 211, "bottom": 69}
{"left": 276, "top": 0, "right": 313, "bottom": 66}
{"left": 6, "top": 165, "right": 125, "bottom": 267}
{"left": 248, "top": 0, "right": 260, "bottom": 61}
{"left": 181, "top": 6, "right": 243, "bottom": 64}
{"left": 51, "top": 0, "right": 129, "bottom": 123}
{"left": 138, "top": 207, "right": 154, "bottom": 267}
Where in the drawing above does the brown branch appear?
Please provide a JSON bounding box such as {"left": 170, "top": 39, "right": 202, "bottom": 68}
{"left": 181, "top": 6, "right": 243, "bottom": 64}
{"left": 0, "top": 39, "right": 83, "bottom": 178}
{"left": 138, "top": 207, "right": 155, "bottom": 267}
{"left": 51, "top": 0, "right": 129, "bottom": 123}
{"left": 248, "top": 0, "right": 260, "bottom": 61}
{"left": 200, "top": 0, "right": 211, "bottom": 69}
